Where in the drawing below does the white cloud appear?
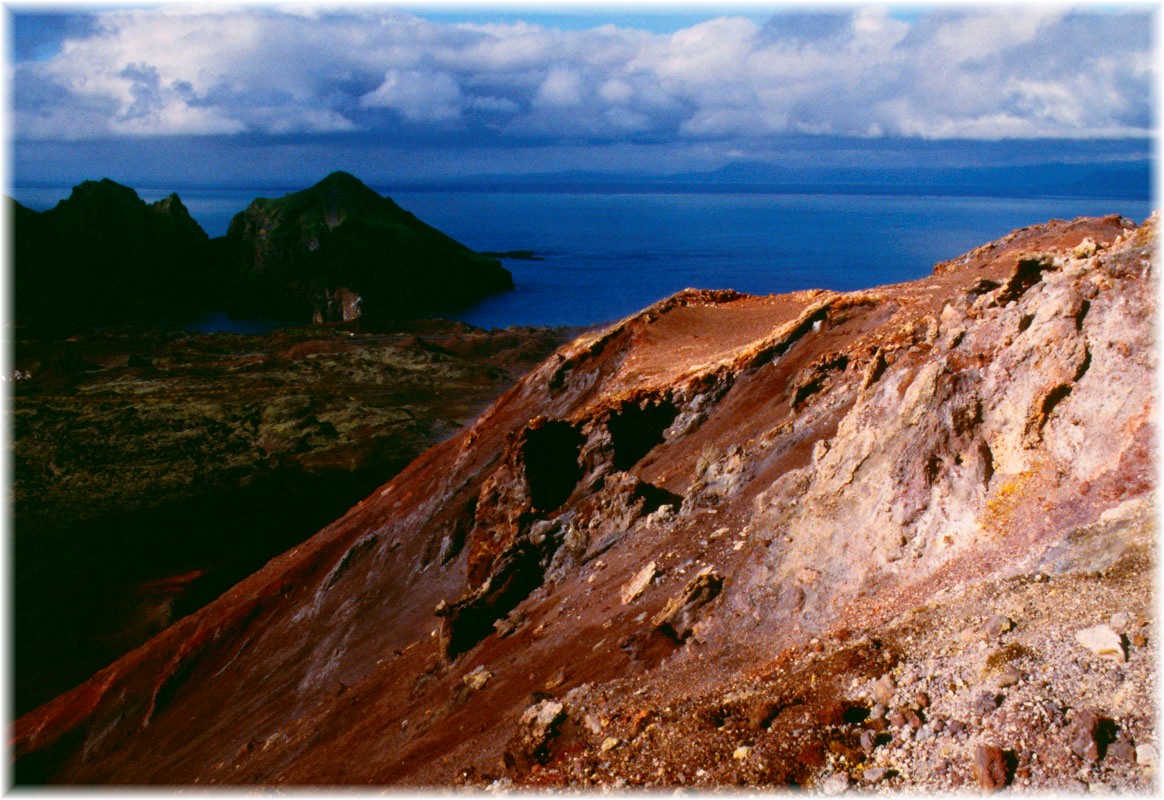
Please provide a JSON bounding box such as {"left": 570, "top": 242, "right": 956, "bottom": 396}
{"left": 361, "top": 69, "right": 464, "bottom": 122}
{"left": 535, "top": 68, "right": 586, "bottom": 108}
{"left": 12, "top": 7, "right": 1154, "bottom": 143}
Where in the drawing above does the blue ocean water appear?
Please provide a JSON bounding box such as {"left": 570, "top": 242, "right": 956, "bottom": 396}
{"left": 14, "top": 186, "right": 1153, "bottom": 330}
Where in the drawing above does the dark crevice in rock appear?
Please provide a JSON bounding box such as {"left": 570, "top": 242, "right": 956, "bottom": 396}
{"left": 967, "top": 278, "right": 1001, "bottom": 297}
{"left": 607, "top": 399, "right": 679, "bottom": 472}
{"left": 438, "top": 541, "right": 546, "bottom": 660}
{"left": 630, "top": 481, "right": 683, "bottom": 516}
{"left": 1039, "top": 384, "right": 1075, "bottom": 425}
{"left": 998, "top": 254, "right": 1056, "bottom": 304}
{"left": 522, "top": 421, "right": 585, "bottom": 512}
{"left": 792, "top": 354, "right": 850, "bottom": 409}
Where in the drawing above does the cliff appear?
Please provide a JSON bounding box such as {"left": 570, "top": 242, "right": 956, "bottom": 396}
{"left": 12, "top": 214, "right": 1155, "bottom": 791}
{"left": 222, "top": 171, "right": 514, "bottom": 322}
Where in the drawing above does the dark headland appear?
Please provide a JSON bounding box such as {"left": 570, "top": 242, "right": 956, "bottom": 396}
{"left": 12, "top": 171, "right": 514, "bottom": 333}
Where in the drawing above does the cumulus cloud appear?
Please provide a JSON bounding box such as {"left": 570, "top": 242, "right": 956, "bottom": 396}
{"left": 11, "top": 7, "right": 1153, "bottom": 144}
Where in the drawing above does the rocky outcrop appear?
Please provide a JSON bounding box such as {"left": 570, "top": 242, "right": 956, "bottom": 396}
{"left": 222, "top": 171, "right": 514, "bottom": 322}
{"left": 11, "top": 214, "right": 1155, "bottom": 792}
{"left": 12, "top": 181, "right": 215, "bottom": 328}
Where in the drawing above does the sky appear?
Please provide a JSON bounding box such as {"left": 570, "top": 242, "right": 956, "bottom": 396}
{"left": 6, "top": 3, "right": 1158, "bottom": 188}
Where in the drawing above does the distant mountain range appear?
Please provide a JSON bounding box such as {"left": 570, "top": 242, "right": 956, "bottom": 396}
{"left": 11, "top": 172, "right": 514, "bottom": 331}
{"left": 393, "top": 159, "right": 1151, "bottom": 200}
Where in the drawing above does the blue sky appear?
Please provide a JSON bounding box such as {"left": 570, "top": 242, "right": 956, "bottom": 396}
{"left": 8, "top": 4, "right": 1157, "bottom": 188}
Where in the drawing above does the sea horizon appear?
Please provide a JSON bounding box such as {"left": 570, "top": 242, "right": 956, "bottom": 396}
{"left": 11, "top": 181, "right": 1155, "bottom": 330}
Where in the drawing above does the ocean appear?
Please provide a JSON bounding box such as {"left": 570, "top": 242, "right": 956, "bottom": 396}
{"left": 14, "top": 185, "right": 1154, "bottom": 330}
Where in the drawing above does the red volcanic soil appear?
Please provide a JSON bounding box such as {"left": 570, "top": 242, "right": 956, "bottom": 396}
{"left": 11, "top": 214, "right": 1156, "bottom": 791}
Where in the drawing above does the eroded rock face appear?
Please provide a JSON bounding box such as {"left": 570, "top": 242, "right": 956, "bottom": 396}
{"left": 11, "top": 214, "right": 1155, "bottom": 792}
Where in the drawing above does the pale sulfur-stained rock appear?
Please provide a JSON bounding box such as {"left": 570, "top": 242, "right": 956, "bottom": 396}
{"left": 1075, "top": 624, "right": 1126, "bottom": 662}
{"left": 620, "top": 561, "right": 657, "bottom": 605}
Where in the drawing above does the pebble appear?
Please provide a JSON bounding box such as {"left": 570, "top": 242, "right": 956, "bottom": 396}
{"left": 994, "top": 666, "right": 1022, "bottom": 688}
{"left": 1070, "top": 710, "right": 1102, "bottom": 761}
{"left": 1106, "top": 741, "right": 1136, "bottom": 762}
{"left": 462, "top": 666, "right": 492, "bottom": 691}
{"left": 860, "top": 730, "right": 877, "bottom": 754}
{"left": 984, "top": 615, "right": 1014, "bottom": 639}
{"left": 869, "top": 703, "right": 886, "bottom": 720}
{"left": 1135, "top": 743, "right": 1157, "bottom": 767}
{"left": 600, "top": 737, "right": 620, "bottom": 753}
{"left": 972, "top": 744, "right": 1009, "bottom": 791}
{"left": 1074, "top": 624, "right": 1126, "bottom": 663}
{"left": 732, "top": 745, "right": 752, "bottom": 761}
{"left": 972, "top": 692, "right": 1001, "bottom": 717}
{"left": 873, "top": 675, "right": 896, "bottom": 706}
{"left": 861, "top": 766, "right": 887, "bottom": 783}
{"left": 820, "top": 773, "right": 850, "bottom": 795}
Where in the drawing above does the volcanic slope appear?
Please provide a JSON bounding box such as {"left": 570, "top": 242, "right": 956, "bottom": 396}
{"left": 13, "top": 214, "right": 1156, "bottom": 791}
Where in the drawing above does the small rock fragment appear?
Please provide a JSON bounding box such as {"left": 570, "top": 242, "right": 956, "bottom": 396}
{"left": 860, "top": 730, "right": 877, "bottom": 754}
{"left": 1072, "top": 238, "right": 1098, "bottom": 259}
{"left": 872, "top": 675, "right": 896, "bottom": 707}
{"left": 973, "top": 744, "right": 1009, "bottom": 791}
{"left": 508, "top": 699, "right": 566, "bottom": 766}
{"left": 600, "top": 736, "right": 620, "bottom": 753}
{"left": 1070, "top": 710, "right": 1106, "bottom": 761}
{"left": 747, "top": 700, "right": 780, "bottom": 731}
{"left": 620, "top": 561, "right": 656, "bottom": 605}
{"left": 462, "top": 666, "right": 492, "bottom": 691}
{"left": 972, "top": 692, "right": 1001, "bottom": 717}
{"left": 797, "top": 741, "right": 826, "bottom": 767}
{"left": 984, "top": 615, "right": 1014, "bottom": 639}
{"left": 653, "top": 567, "right": 723, "bottom": 642}
{"left": 820, "top": 772, "right": 850, "bottom": 795}
{"left": 796, "top": 567, "right": 820, "bottom": 585}
{"left": 1075, "top": 625, "right": 1126, "bottom": 663}
{"left": 1109, "top": 611, "right": 1132, "bottom": 632}
{"left": 1106, "top": 741, "right": 1136, "bottom": 762}
{"left": 732, "top": 745, "right": 752, "bottom": 761}
{"left": 1136, "top": 743, "right": 1157, "bottom": 767}
{"left": 994, "top": 666, "right": 1023, "bottom": 688}
{"left": 861, "top": 766, "right": 887, "bottom": 784}
{"left": 829, "top": 740, "right": 864, "bottom": 764}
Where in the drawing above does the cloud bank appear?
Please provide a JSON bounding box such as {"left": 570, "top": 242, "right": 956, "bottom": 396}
{"left": 12, "top": 6, "right": 1154, "bottom": 146}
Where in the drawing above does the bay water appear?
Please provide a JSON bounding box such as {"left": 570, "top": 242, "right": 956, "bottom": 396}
{"left": 14, "top": 185, "right": 1153, "bottom": 330}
